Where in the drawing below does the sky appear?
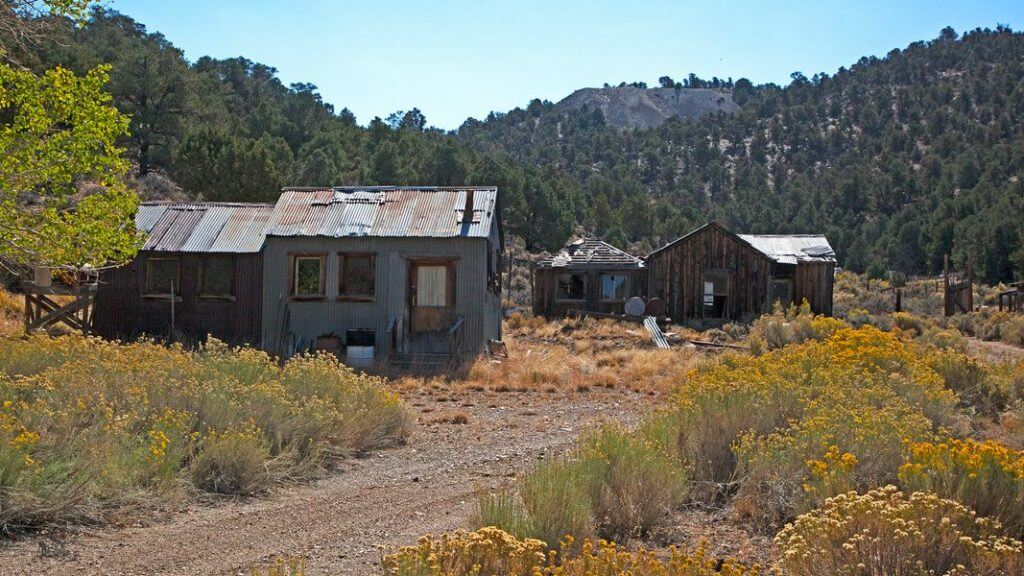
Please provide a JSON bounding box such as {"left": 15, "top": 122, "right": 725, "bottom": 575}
{"left": 109, "top": 0, "right": 1024, "bottom": 130}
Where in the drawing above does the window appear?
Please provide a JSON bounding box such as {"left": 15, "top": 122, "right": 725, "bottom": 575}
{"left": 144, "top": 257, "right": 180, "bottom": 297}
{"left": 339, "top": 253, "right": 375, "bottom": 299}
{"left": 200, "top": 255, "right": 235, "bottom": 299}
{"left": 600, "top": 273, "right": 631, "bottom": 301}
{"left": 416, "top": 265, "right": 448, "bottom": 307}
{"left": 556, "top": 273, "right": 586, "bottom": 301}
{"left": 702, "top": 270, "right": 729, "bottom": 318}
{"left": 292, "top": 255, "right": 325, "bottom": 298}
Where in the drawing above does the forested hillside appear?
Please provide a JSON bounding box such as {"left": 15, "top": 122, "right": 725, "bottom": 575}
{"left": 461, "top": 26, "right": 1024, "bottom": 282}
{"left": 27, "top": 10, "right": 1024, "bottom": 282}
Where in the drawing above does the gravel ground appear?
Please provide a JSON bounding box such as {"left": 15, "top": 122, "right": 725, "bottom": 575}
{"left": 0, "top": 385, "right": 653, "bottom": 576}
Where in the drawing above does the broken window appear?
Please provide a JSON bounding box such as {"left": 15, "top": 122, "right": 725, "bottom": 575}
{"left": 200, "top": 255, "right": 234, "bottom": 298}
{"left": 556, "top": 273, "right": 586, "bottom": 301}
{"left": 600, "top": 273, "right": 631, "bottom": 301}
{"left": 293, "top": 255, "right": 324, "bottom": 298}
{"left": 144, "top": 257, "right": 180, "bottom": 297}
{"left": 702, "top": 270, "right": 729, "bottom": 318}
{"left": 415, "top": 265, "right": 448, "bottom": 307}
{"left": 339, "top": 253, "right": 375, "bottom": 299}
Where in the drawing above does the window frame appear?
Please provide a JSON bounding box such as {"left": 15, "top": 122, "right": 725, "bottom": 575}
{"left": 701, "top": 269, "right": 730, "bottom": 319}
{"left": 198, "top": 255, "right": 236, "bottom": 301}
{"left": 555, "top": 272, "right": 587, "bottom": 302}
{"left": 142, "top": 256, "right": 181, "bottom": 300}
{"left": 599, "top": 272, "right": 632, "bottom": 302}
{"left": 290, "top": 253, "right": 326, "bottom": 300}
{"left": 337, "top": 252, "right": 376, "bottom": 301}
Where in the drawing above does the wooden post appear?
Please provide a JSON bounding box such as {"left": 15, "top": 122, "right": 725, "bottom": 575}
{"left": 895, "top": 288, "right": 902, "bottom": 313}
{"left": 967, "top": 256, "right": 974, "bottom": 312}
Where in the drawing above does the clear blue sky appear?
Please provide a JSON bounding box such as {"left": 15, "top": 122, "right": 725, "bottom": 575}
{"left": 109, "top": 0, "right": 1024, "bottom": 130}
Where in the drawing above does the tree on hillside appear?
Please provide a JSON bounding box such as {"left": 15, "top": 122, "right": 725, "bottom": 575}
{"left": 0, "top": 0, "right": 139, "bottom": 273}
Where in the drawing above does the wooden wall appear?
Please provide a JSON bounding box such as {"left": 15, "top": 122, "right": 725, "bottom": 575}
{"left": 646, "top": 223, "right": 772, "bottom": 323}
{"left": 93, "top": 251, "right": 263, "bottom": 345}
{"left": 533, "top": 267, "right": 646, "bottom": 317}
{"left": 647, "top": 223, "right": 835, "bottom": 323}
{"left": 795, "top": 261, "right": 835, "bottom": 316}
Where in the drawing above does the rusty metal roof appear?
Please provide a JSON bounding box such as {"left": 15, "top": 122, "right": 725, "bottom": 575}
{"left": 137, "top": 202, "right": 275, "bottom": 253}
{"left": 536, "top": 238, "right": 644, "bottom": 269}
{"left": 738, "top": 234, "right": 836, "bottom": 265}
{"left": 263, "top": 186, "right": 498, "bottom": 239}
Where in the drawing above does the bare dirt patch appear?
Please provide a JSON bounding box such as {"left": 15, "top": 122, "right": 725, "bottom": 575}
{"left": 0, "top": 385, "right": 654, "bottom": 576}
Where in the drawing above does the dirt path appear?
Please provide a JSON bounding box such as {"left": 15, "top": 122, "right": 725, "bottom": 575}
{"left": 0, "top": 386, "right": 651, "bottom": 576}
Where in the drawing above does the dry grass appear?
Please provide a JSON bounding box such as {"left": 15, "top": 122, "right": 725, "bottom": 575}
{"left": 393, "top": 315, "right": 704, "bottom": 397}
{"left": 0, "top": 287, "right": 23, "bottom": 335}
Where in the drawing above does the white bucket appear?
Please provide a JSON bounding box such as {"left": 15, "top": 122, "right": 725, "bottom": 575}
{"left": 345, "top": 346, "right": 374, "bottom": 369}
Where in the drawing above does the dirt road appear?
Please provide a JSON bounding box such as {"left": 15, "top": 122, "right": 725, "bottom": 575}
{"left": 0, "top": 386, "right": 651, "bottom": 576}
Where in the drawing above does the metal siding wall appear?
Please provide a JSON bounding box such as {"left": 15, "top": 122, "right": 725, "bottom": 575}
{"left": 93, "top": 251, "right": 262, "bottom": 345}
{"left": 261, "top": 236, "right": 496, "bottom": 357}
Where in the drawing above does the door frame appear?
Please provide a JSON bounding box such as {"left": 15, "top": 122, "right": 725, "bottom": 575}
{"left": 408, "top": 257, "right": 457, "bottom": 333}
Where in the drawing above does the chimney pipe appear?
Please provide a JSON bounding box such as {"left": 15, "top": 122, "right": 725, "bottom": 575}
{"left": 462, "top": 189, "right": 475, "bottom": 223}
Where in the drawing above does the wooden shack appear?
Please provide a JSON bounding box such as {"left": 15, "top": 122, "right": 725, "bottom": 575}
{"left": 646, "top": 222, "right": 835, "bottom": 325}
{"left": 533, "top": 238, "right": 645, "bottom": 317}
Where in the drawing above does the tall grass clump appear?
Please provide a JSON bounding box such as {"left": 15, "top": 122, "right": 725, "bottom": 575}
{"left": 381, "top": 527, "right": 759, "bottom": 576}
{"left": 675, "top": 325, "right": 964, "bottom": 527}
{"left": 775, "top": 486, "right": 1024, "bottom": 576}
{"left": 476, "top": 421, "right": 685, "bottom": 546}
{"left": 0, "top": 335, "right": 410, "bottom": 532}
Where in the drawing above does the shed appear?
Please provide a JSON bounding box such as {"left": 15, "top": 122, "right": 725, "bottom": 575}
{"left": 646, "top": 222, "right": 835, "bottom": 325}
{"left": 92, "top": 202, "right": 273, "bottom": 345}
{"left": 532, "top": 238, "right": 645, "bottom": 317}
{"left": 260, "top": 186, "right": 503, "bottom": 362}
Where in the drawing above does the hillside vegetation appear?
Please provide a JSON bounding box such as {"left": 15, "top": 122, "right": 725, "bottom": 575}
{"left": 461, "top": 26, "right": 1024, "bottom": 282}
{"left": 25, "top": 11, "right": 1024, "bottom": 282}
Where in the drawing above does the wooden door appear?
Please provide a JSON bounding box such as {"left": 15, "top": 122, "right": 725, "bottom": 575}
{"left": 409, "top": 260, "right": 454, "bottom": 333}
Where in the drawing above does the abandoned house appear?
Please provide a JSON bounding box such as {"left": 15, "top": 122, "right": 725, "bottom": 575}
{"left": 646, "top": 222, "right": 836, "bottom": 325}
{"left": 259, "top": 186, "right": 503, "bottom": 361}
{"left": 532, "top": 238, "right": 645, "bottom": 317}
{"left": 92, "top": 202, "right": 274, "bottom": 346}
{"left": 93, "top": 186, "right": 504, "bottom": 364}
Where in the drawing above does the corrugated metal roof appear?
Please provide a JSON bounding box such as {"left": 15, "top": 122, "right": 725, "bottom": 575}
{"left": 536, "top": 238, "right": 644, "bottom": 269}
{"left": 264, "top": 186, "right": 498, "bottom": 239}
{"left": 738, "top": 234, "right": 836, "bottom": 264}
{"left": 137, "top": 202, "right": 275, "bottom": 253}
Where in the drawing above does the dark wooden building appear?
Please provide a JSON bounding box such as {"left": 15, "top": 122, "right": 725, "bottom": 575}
{"left": 93, "top": 202, "right": 274, "bottom": 345}
{"left": 533, "top": 238, "right": 645, "bottom": 317}
{"left": 646, "top": 222, "right": 835, "bottom": 325}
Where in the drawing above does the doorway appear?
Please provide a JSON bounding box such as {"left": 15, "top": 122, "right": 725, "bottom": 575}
{"left": 409, "top": 259, "right": 455, "bottom": 336}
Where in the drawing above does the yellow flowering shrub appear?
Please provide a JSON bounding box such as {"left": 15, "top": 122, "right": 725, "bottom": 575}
{"left": 0, "top": 334, "right": 411, "bottom": 531}
{"left": 381, "top": 527, "right": 759, "bottom": 576}
{"left": 899, "top": 439, "right": 1024, "bottom": 536}
{"left": 381, "top": 527, "right": 548, "bottom": 576}
{"left": 677, "top": 325, "right": 962, "bottom": 518}
{"left": 775, "top": 486, "right": 1024, "bottom": 576}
